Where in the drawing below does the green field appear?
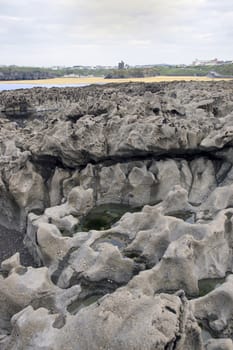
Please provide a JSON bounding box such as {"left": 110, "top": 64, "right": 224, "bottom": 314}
{"left": 1, "top": 63, "right": 233, "bottom": 81}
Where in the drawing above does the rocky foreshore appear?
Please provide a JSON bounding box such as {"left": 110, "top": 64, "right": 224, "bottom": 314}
{"left": 1, "top": 81, "right": 233, "bottom": 349}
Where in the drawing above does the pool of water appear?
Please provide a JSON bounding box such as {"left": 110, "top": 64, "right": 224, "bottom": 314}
{"left": 78, "top": 203, "right": 141, "bottom": 232}
{"left": 0, "top": 83, "right": 88, "bottom": 91}
{"left": 67, "top": 294, "right": 101, "bottom": 315}
{"left": 198, "top": 274, "right": 231, "bottom": 296}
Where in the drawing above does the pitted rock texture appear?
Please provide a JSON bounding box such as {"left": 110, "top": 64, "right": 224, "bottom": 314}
{"left": 0, "top": 81, "right": 232, "bottom": 169}
{"left": 1, "top": 81, "right": 233, "bottom": 349}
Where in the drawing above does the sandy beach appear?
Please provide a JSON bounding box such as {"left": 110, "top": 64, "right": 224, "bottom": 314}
{"left": 0, "top": 75, "right": 230, "bottom": 86}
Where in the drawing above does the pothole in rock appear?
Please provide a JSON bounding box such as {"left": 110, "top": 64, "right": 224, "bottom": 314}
{"left": 166, "top": 210, "right": 196, "bottom": 223}
{"left": 91, "top": 232, "right": 130, "bottom": 250}
{"left": 198, "top": 273, "right": 231, "bottom": 297}
{"left": 123, "top": 250, "right": 158, "bottom": 269}
{"left": 67, "top": 294, "right": 101, "bottom": 315}
{"left": 78, "top": 204, "right": 141, "bottom": 231}
{"left": 0, "top": 224, "right": 36, "bottom": 267}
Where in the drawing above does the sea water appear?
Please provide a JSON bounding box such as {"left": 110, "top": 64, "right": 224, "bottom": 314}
{"left": 0, "top": 83, "right": 88, "bottom": 91}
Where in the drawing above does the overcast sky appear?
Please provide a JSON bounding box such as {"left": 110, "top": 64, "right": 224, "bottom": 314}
{"left": 0, "top": 0, "right": 233, "bottom": 66}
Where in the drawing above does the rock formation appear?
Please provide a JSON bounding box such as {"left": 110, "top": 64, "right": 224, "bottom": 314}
{"left": 1, "top": 81, "right": 233, "bottom": 349}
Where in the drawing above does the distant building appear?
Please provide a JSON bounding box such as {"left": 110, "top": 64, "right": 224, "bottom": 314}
{"left": 193, "top": 58, "right": 218, "bottom": 66}
{"left": 192, "top": 58, "right": 233, "bottom": 66}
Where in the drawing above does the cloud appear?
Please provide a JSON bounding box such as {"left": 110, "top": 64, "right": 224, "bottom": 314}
{"left": 129, "top": 40, "right": 152, "bottom": 47}
{"left": 0, "top": 0, "right": 233, "bottom": 65}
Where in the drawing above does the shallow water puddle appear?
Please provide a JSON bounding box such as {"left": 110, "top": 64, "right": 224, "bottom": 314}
{"left": 67, "top": 295, "right": 101, "bottom": 315}
{"left": 198, "top": 273, "right": 231, "bottom": 297}
{"left": 78, "top": 203, "right": 141, "bottom": 231}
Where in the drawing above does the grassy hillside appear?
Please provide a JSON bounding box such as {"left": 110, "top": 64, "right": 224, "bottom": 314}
{"left": 1, "top": 64, "right": 233, "bottom": 80}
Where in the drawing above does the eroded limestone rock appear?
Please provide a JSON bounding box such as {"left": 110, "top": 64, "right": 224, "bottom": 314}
{"left": 204, "top": 339, "right": 233, "bottom": 350}
{"left": 191, "top": 275, "right": 233, "bottom": 338}
{"left": 1, "top": 82, "right": 233, "bottom": 348}
{"left": 0, "top": 256, "right": 79, "bottom": 336}
{"left": 1, "top": 290, "right": 202, "bottom": 350}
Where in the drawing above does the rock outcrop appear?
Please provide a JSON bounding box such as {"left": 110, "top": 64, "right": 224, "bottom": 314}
{"left": 1, "top": 81, "right": 233, "bottom": 349}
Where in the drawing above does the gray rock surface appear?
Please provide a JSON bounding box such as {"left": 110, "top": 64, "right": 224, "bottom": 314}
{"left": 191, "top": 275, "right": 233, "bottom": 338}
{"left": 1, "top": 81, "right": 233, "bottom": 348}
{"left": 2, "top": 289, "right": 202, "bottom": 350}
{"left": 204, "top": 339, "right": 233, "bottom": 350}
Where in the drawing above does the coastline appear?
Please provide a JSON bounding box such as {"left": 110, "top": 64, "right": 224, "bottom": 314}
{"left": 0, "top": 75, "right": 231, "bottom": 85}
